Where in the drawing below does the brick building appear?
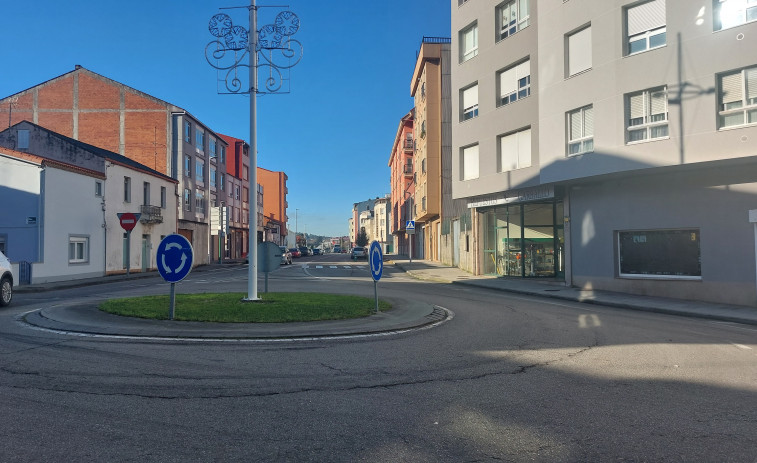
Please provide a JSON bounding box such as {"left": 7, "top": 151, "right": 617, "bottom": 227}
{"left": 0, "top": 66, "right": 228, "bottom": 265}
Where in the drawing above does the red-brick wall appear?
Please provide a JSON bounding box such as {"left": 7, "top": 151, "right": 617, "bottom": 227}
{"left": 79, "top": 112, "right": 120, "bottom": 154}
{"left": 124, "top": 111, "right": 167, "bottom": 172}
{"left": 79, "top": 74, "right": 120, "bottom": 109}
{"left": 37, "top": 75, "right": 74, "bottom": 109}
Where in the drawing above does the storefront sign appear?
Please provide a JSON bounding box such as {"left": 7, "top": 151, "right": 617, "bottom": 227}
{"left": 468, "top": 186, "right": 555, "bottom": 209}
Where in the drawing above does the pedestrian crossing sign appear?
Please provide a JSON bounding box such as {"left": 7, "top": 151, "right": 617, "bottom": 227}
{"left": 406, "top": 220, "right": 415, "bottom": 230}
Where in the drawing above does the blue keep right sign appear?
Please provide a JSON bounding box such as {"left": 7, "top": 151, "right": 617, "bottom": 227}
{"left": 157, "top": 234, "right": 194, "bottom": 283}
{"left": 369, "top": 241, "right": 383, "bottom": 281}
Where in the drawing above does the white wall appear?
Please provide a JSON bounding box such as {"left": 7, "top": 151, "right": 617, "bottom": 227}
{"left": 104, "top": 162, "right": 177, "bottom": 275}
{"left": 33, "top": 167, "right": 105, "bottom": 283}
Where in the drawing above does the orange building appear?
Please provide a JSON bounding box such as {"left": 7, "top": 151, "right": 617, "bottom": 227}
{"left": 257, "top": 167, "right": 289, "bottom": 246}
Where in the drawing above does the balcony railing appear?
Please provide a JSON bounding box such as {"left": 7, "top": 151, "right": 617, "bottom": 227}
{"left": 403, "top": 140, "right": 414, "bottom": 151}
{"left": 139, "top": 205, "right": 163, "bottom": 224}
{"left": 403, "top": 164, "right": 413, "bottom": 176}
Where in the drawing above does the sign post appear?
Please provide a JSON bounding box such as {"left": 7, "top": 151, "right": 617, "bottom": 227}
{"left": 156, "top": 234, "right": 194, "bottom": 320}
{"left": 118, "top": 212, "right": 141, "bottom": 275}
{"left": 257, "top": 241, "right": 283, "bottom": 293}
{"left": 406, "top": 220, "right": 415, "bottom": 264}
{"left": 369, "top": 240, "right": 383, "bottom": 314}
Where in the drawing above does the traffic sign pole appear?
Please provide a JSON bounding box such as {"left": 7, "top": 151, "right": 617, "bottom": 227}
{"left": 369, "top": 241, "right": 383, "bottom": 314}
{"left": 169, "top": 282, "right": 176, "bottom": 320}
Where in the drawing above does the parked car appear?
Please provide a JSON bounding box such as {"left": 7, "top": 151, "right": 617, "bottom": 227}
{"left": 333, "top": 245, "right": 342, "bottom": 254}
{"left": 289, "top": 248, "right": 301, "bottom": 258}
{"left": 351, "top": 247, "right": 367, "bottom": 260}
{"left": 312, "top": 248, "right": 321, "bottom": 255}
{"left": 299, "top": 246, "right": 310, "bottom": 257}
{"left": 279, "top": 246, "right": 292, "bottom": 265}
{"left": 0, "top": 250, "right": 14, "bottom": 307}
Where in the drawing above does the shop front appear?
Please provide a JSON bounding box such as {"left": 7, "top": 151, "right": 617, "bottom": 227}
{"left": 479, "top": 197, "right": 564, "bottom": 279}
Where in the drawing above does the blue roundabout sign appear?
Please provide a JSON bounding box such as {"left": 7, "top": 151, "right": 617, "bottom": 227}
{"left": 157, "top": 234, "right": 194, "bottom": 283}
{"left": 369, "top": 240, "right": 383, "bottom": 281}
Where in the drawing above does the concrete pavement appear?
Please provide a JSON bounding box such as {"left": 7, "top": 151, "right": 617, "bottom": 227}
{"left": 388, "top": 256, "right": 757, "bottom": 326}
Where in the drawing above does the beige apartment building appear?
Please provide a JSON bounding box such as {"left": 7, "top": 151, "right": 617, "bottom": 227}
{"left": 412, "top": 37, "right": 466, "bottom": 264}
{"left": 452, "top": 0, "right": 757, "bottom": 306}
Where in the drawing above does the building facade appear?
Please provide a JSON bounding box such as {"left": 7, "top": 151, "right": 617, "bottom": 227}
{"left": 388, "top": 110, "right": 415, "bottom": 256}
{"left": 451, "top": 0, "right": 757, "bottom": 306}
{"left": 0, "top": 66, "right": 227, "bottom": 266}
{"left": 257, "top": 166, "right": 289, "bottom": 246}
{"left": 412, "top": 37, "right": 466, "bottom": 264}
{"left": 0, "top": 122, "right": 177, "bottom": 282}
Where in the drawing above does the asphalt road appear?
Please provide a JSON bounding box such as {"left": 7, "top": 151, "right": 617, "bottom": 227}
{"left": 1, "top": 254, "right": 755, "bottom": 462}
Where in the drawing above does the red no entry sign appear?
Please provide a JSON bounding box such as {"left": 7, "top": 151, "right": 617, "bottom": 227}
{"left": 118, "top": 212, "right": 140, "bottom": 232}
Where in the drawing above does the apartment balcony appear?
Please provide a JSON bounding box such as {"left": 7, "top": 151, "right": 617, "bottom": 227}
{"left": 403, "top": 164, "right": 413, "bottom": 177}
{"left": 139, "top": 205, "right": 163, "bottom": 224}
{"left": 403, "top": 140, "right": 414, "bottom": 152}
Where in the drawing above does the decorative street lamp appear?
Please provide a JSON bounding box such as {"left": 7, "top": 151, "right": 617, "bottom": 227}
{"left": 205, "top": 1, "right": 303, "bottom": 301}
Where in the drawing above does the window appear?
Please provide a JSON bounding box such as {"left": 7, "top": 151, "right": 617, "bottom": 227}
{"left": 498, "top": 59, "right": 530, "bottom": 106}
{"left": 626, "top": 0, "right": 666, "bottom": 55}
{"left": 210, "top": 167, "right": 217, "bottom": 188}
{"left": 196, "top": 130, "right": 205, "bottom": 150}
{"left": 124, "top": 177, "right": 131, "bottom": 203}
{"left": 196, "top": 160, "right": 205, "bottom": 183}
{"left": 220, "top": 173, "right": 225, "bottom": 191}
{"left": 243, "top": 166, "right": 249, "bottom": 181}
{"left": 195, "top": 189, "right": 206, "bottom": 214}
{"left": 209, "top": 139, "right": 217, "bottom": 158}
{"left": 497, "top": 0, "right": 530, "bottom": 41}
{"left": 461, "top": 144, "right": 479, "bottom": 181}
{"left": 420, "top": 120, "right": 426, "bottom": 138}
{"left": 618, "top": 229, "right": 701, "bottom": 278}
{"left": 184, "top": 188, "right": 191, "bottom": 211}
{"left": 718, "top": 66, "right": 757, "bottom": 128}
{"left": 184, "top": 156, "right": 191, "bottom": 177}
{"left": 143, "top": 182, "right": 150, "bottom": 206}
{"left": 567, "top": 105, "right": 594, "bottom": 155}
{"left": 460, "top": 22, "right": 478, "bottom": 62}
{"left": 461, "top": 84, "right": 479, "bottom": 121}
{"left": 184, "top": 121, "right": 191, "bottom": 143}
{"left": 160, "top": 186, "right": 167, "bottom": 209}
{"left": 243, "top": 186, "right": 249, "bottom": 203}
{"left": 567, "top": 25, "right": 592, "bottom": 76}
{"left": 17, "top": 129, "right": 29, "bottom": 149}
{"left": 220, "top": 145, "right": 226, "bottom": 163}
{"left": 626, "top": 86, "right": 669, "bottom": 142}
{"left": 95, "top": 181, "right": 102, "bottom": 197}
{"left": 499, "top": 127, "right": 532, "bottom": 172}
{"left": 235, "top": 185, "right": 241, "bottom": 200}
{"left": 68, "top": 236, "right": 89, "bottom": 264}
{"left": 714, "top": 0, "right": 757, "bottom": 31}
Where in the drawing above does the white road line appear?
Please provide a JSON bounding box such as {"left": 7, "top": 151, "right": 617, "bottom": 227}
{"left": 316, "top": 265, "right": 323, "bottom": 269}
{"left": 344, "top": 266, "right": 351, "bottom": 269}
{"left": 732, "top": 343, "right": 753, "bottom": 350}
{"left": 330, "top": 266, "right": 337, "bottom": 269}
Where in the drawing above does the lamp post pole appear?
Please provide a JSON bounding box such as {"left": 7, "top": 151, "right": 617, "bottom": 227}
{"left": 247, "top": 0, "right": 259, "bottom": 301}
{"left": 206, "top": 1, "right": 302, "bottom": 302}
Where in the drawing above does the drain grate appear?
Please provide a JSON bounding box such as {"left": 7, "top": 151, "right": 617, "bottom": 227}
{"left": 426, "top": 307, "right": 447, "bottom": 322}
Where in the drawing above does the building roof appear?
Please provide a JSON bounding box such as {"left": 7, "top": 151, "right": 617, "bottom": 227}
{"left": 0, "top": 146, "right": 106, "bottom": 180}
{"left": 9, "top": 121, "right": 177, "bottom": 183}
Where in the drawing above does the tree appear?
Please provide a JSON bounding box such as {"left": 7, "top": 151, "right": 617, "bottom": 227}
{"left": 356, "top": 227, "right": 369, "bottom": 247}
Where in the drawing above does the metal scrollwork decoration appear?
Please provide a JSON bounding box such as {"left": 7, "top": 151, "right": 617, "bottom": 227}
{"left": 205, "top": 9, "right": 303, "bottom": 95}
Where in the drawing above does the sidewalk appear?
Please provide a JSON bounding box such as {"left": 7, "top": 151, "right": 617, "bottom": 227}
{"left": 387, "top": 256, "right": 757, "bottom": 326}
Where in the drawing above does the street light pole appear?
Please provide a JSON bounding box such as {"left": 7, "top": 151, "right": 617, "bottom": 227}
{"left": 206, "top": 2, "right": 302, "bottom": 301}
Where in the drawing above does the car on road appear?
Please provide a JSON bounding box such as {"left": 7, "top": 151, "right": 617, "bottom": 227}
{"left": 279, "top": 246, "right": 292, "bottom": 265}
{"left": 0, "top": 250, "right": 14, "bottom": 307}
{"left": 351, "top": 247, "right": 367, "bottom": 260}
{"left": 299, "top": 246, "right": 311, "bottom": 257}
{"left": 312, "top": 248, "right": 321, "bottom": 255}
{"left": 332, "top": 245, "right": 341, "bottom": 254}
{"left": 289, "top": 248, "right": 301, "bottom": 258}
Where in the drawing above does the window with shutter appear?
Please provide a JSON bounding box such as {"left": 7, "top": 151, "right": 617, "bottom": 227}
{"left": 499, "top": 128, "right": 532, "bottom": 172}
{"left": 625, "top": 86, "right": 668, "bottom": 143}
{"left": 718, "top": 65, "right": 757, "bottom": 128}
{"left": 626, "top": 0, "right": 666, "bottom": 55}
{"left": 567, "top": 26, "right": 592, "bottom": 77}
{"left": 567, "top": 105, "right": 594, "bottom": 156}
{"left": 462, "top": 145, "right": 479, "bottom": 180}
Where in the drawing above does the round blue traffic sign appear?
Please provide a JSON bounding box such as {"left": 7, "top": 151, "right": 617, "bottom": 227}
{"left": 157, "top": 234, "right": 194, "bottom": 283}
{"left": 369, "top": 241, "right": 383, "bottom": 281}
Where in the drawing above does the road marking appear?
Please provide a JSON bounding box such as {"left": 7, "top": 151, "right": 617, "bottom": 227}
{"left": 330, "top": 266, "right": 337, "bottom": 269}
{"left": 732, "top": 343, "right": 752, "bottom": 350}
{"left": 316, "top": 266, "right": 323, "bottom": 269}
{"left": 344, "top": 266, "right": 351, "bottom": 269}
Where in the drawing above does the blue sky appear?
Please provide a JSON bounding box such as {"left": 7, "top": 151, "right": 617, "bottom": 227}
{"left": 0, "top": 1, "right": 451, "bottom": 237}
